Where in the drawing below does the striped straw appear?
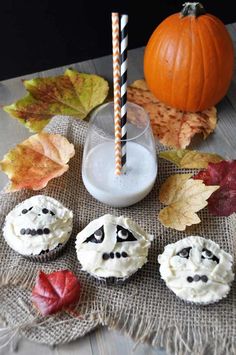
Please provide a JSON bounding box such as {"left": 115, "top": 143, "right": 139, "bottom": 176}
{"left": 120, "top": 14, "right": 128, "bottom": 174}
{"left": 112, "top": 12, "right": 122, "bottom": 176}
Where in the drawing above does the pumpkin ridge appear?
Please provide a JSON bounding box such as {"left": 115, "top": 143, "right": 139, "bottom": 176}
{"left": 195, "top": 21, "right": 206, "bottom": 111}
{"left": 170, "top": 19, "right": 186, "bottom": 107}
{"left": 147, "top": 21, "right": 175, "bottom": 103}
{"left": 202, "top": 17, "right": 221, "bottom": 104}
{"left": 153, "top": 29, "right": 169, "bottom": 97}
{"left": 185, "top": 17, "right": 194, "bottom": 111}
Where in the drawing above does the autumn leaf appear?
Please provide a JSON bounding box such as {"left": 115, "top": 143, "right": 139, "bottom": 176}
{"left": 3, "top": 70, "right": 109, "bottom": 132}
{"left": 32, "top": 270, "right": 81, "bottom": 316}
{"left": 159, "top": 174, "right": 219, "bottom": 231}
{"left": 194, "top": 160, "right": 236, "bottom": 216}
{"left": 159, "top": 149, "right": 223, "bottom": 168}
{"left": 0, "top": 132, "right": 75, "bottom": 192}
{"left": 127, "top": 80, "right": 217, "bottom": 149}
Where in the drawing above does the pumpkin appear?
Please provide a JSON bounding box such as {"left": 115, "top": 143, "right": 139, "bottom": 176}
{"left": 144, "top": 2, "right": 234, "bottom": 112}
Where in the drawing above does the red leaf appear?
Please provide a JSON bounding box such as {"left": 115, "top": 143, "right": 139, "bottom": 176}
{"left": 32, "top": 270, "right": 81, "bottom": 316}
{"left": 194, "top": 160, "right": 236, "bottom": 216}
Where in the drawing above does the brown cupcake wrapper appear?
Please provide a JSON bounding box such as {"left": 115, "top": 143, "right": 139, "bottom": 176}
{"left": 22, "top": 241, "right": 68, "bottom": 262}
{"left": 165, "top": 283, "right": 232, "bottom": 306}
{"left": 86, "top": 269, "right": 139, "bottom": 286}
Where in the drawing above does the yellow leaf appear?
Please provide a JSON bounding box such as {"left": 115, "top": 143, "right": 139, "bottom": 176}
{"left": 3, "top": 70, "right": 109, "bottom": 132}
{"left": 159, "top": 149, "right": 223, "bottom": 168}
{"left": 159, "top": 174, "right": 219, "bottom": 231}
{"left": 0, "top": 133, "right": 75, "bottom": 192}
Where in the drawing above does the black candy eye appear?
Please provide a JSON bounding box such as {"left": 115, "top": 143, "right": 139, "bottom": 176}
{"left": 177, "top": 247, "right": 192, "bottom": 259}
{"left": 83, "top": 226, "right": 104, "bottom": 244}
{"left": 202, "top": 249, "right": 219, "bottom": 263}
{"left": 116, "top": 225, "right": 137, "bottom": 242}
{"left": 42, "top": 208, "right": 49, "bottom": 214}
{"left": 22, "top": 209, "right": 28, "bottom": 214}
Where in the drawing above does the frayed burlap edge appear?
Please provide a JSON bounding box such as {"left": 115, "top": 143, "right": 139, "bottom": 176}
{"left": 0, "top": 295, "right": 236, "bottom": 355}
{"left": 0, "top": 259, "right": 236, "bottom": 355}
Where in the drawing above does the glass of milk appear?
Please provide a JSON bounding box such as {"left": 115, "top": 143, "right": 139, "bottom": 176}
{"left": 82, "top": 102, "right": 157, "bottom": 208}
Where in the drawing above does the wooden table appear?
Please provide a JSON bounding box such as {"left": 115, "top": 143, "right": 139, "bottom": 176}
{"left": 0, "top": 23, "right": 236, "bottom": 355}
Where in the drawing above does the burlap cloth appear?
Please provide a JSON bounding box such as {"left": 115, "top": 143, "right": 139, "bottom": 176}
{"left": 0, "top": 116, "right": 235, "bottom": 355}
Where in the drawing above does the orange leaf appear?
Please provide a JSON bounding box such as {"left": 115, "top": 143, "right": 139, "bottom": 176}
{"left": 0, "top": 133, "right": 75, "bottom": 192}
{"left": 127, "top": 80, "right": 217, "bottom": 149}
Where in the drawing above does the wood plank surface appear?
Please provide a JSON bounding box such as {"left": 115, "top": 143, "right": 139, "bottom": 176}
{"left": 0, "top": 24, "right": 236, "bottom": 355}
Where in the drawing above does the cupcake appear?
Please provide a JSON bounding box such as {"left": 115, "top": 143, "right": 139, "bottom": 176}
{"left": 3, "top": 195, "right": 73, "bottom": 261}
{"left": 158, "top": 236, "right": 234, "bottom": 304}
{"left": 75, "top": 214, "right": 153, "bottom": 284}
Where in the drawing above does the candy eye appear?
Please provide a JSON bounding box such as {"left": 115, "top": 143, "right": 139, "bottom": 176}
{"left": 177, "top": 247, "right": 192, "bottom": 259}
{"left": 42, "top": 208, "right": 49, "bottom": 214}
{"left": 202, "top": 249, "right": 219, "bottom": 263}
{"left": 202, "top": 249, "right": 213, "bottom": 259}
{"left": 83, "top": 226, "right": 104, "bottom": 244}
{"left": 116, "top": 225, "right": 137, "bottom": 242}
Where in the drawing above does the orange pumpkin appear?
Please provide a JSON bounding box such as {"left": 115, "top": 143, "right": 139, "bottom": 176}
{"left": 144, "top": 2, "right": 234, "bottom": 112}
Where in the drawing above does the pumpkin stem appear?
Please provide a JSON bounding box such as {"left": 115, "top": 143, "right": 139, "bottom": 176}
{"left": 180, "top": 2, "right": 206, "bottom": 18}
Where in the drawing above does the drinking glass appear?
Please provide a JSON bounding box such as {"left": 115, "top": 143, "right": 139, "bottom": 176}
{"left": 82, "top": 101, "right": 157, "bottom": 207}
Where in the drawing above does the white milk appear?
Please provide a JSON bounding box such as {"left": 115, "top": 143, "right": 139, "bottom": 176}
{"left": 82, "top": 141, "right": 157, "bottom": 207}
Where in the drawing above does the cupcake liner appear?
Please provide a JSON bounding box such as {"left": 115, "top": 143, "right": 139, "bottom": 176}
{"left": 22, "top": 241, "right": 68, "bottom": 262}
{"left": 165, "top": 283, "right": 233, "bottom": 306}
{"left": 85, "top": 268, "right": 139, "bottom": 286}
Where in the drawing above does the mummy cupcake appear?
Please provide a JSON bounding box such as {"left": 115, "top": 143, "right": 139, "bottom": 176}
{"left": 158, "top": 236, "right": 234, "bottom": 304}
{"left": 75, "top": 214, "right": 153, "bottom": 284}
{"left": 3, "top": 195, "right": 73, "bottom": 261}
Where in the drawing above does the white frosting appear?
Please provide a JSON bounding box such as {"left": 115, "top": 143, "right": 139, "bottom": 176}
{"left": 158, "top": 236, "right": 235, "bottom": 304}
{"left": 75, "top": 214, "right": 153, "bottom": 278}
{"left": 3, "top": 195, "right": 73, "bottom": 256}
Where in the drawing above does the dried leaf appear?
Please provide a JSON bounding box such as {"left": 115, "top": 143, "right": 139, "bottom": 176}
{"left": 159, "top": 149, "right": 223, "bottom": 168}
{"left": 194, "top": 160, "right": 236, "bottom": 216}
{"left": 127, "top": 80, "right": 217, "bottom": 149}
{"left": 0, "top": 132, "right": 75, "bottom": 192}
{"left": 32, "top": 270, "right": 81, "bottom": 316}
{"left": 3, "top": 70, "right": 109, "bottom": 132}
{"left": 159, "top": 174, "right": 219, "bottom": 231}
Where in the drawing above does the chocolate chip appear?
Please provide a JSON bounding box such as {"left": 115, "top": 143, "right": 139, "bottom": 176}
{"left": 31, "top": 229, "right": 37, "bottom": 236}
{"left": 121, "top": 252, "right": 128, "bottom": 258}
{"left": 102, "top": 253, "right": 109, "bottom": 260}
{"left": 22, "top": 209, "right": 28, "bottom": 214}
{"left": 116, "top": 252, "right": 121, "bottom": 258}
{"left": 43, "top": 228, "right": 50, "bottom": 234}
{"left": 20, "top": 228, "right": 26, "bottom": 235}
{"left": 37, "top": 229, "right": 43, "bottom": 235}
{"left": 187, "top": 276, "right": 193, "bottom": 283}
{"left": 50, "top": 211, "right": 55, "bottom": 216}
{"left": 193, "top": 275, "right": 200, "bottom": 282}
{"left": 110, "top": 252, "right": 114, "bottom": 258}
{"left": 42, "top": 208, "right": 49, "bottom": 214}
{"left": 201, "top": 275, "right": 208, "bottom": 283}
{"left": 26, "top": 228, "right": 31, "bottom": 235}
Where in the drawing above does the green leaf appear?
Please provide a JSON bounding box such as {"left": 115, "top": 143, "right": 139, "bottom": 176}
{"left": 159, "top": 149, "right": 223, "bottom": 169}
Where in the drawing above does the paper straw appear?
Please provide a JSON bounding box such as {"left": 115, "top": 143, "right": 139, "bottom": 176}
{"left": 120, "top": 14, "right": 128, "bottom": 174}
{"left": 112, "top": 12, "right": 122, "bottom": 176}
